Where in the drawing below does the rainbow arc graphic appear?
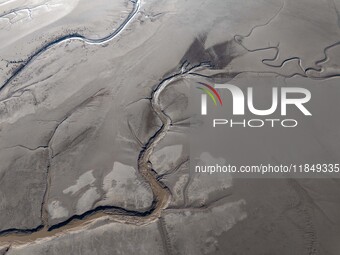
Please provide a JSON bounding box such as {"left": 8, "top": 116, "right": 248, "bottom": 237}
{"left": 196, "top": 82, "right": 223, "bottom": 115}
{"left": 196, "top": 82, "right": 223, "bottom": 106}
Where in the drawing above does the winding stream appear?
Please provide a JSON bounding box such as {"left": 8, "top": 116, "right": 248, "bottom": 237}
{"left": 0, "top": 0, "right": 141, "bottom": 93}
{"left": 0, "top": 62, "right": 208, "bottom": 249}
{"left": 0, "top": 0, "right": 210, "bottom": 247}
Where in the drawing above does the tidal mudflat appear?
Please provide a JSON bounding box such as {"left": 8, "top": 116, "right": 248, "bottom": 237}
{"left": 0, "top": 0, "right": 340, "bottom": 254}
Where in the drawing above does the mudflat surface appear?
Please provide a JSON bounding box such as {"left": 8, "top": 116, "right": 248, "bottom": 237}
{"left": 1, "top": 0, "right": 340, "bottom": 254}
